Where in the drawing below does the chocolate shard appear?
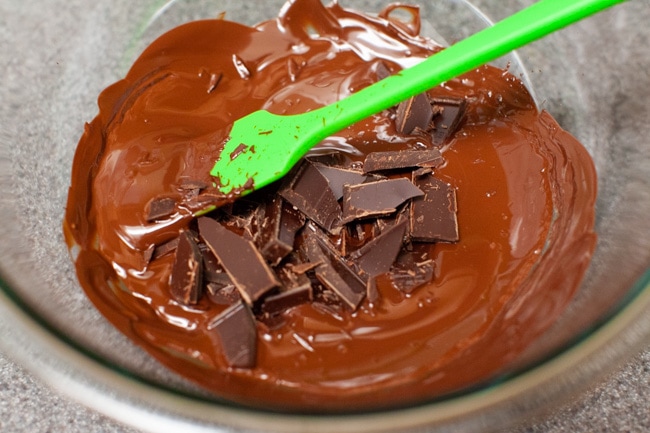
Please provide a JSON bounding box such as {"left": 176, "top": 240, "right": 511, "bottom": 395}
{"left": 395, "top": 92, "right": 433, "bottom": 134}
{"left": 341, "top": 178, "right": 423, "bottom": 223}
{"left": 350, "top": 219, "right": 407, "bottom": 278}
{"left": 170, "top": 230, "right": 203, "bottom": 305}
{"left": 254, "top": 196, "right": 305, "bottom": 266}
{"left": 410, "top": 173, "right": 459, "bottom": 242}
{"left": 279, "top": 160, "right": 342, "bottom": 233}
{"left": 430, "top": 97, "right": 467, "bottom": 145}
{"left": 145, "top": 196, "right": 177, "bottom": 221}
{"left": 314, "top": 164, "right": 368, "bottom": 200}
{"left": 198, "top": 217, "right": 280, "bottom": 305}
{"left": 362, "top": 149, "right": 444, "bottom": 173}
{"left": 299, "top": 226, "right": 366, "bottom": 310}
{"left": 207, "top": 301, "right": 257, "bottom": 368}
{"left": 200, "top": 245, "right": 231, "bottom": 284}
{"left": 206, "top": 282, "right": 241, "bottom": 305}
{"left": 389, "top": 258, "right": 434, "bottom": 293}
{"left": 179, "top": 179, "right": 210, "bottom": 190}
{"left": 261, "top": 285, "right": 313, "bottom": 316}
{"left": 152, "top": 237, "right": 180, "bottom": 260}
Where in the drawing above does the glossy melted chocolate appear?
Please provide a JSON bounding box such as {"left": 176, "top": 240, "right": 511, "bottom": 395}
{"left": 64, "top": 0, "right": 597, "bottom": 411}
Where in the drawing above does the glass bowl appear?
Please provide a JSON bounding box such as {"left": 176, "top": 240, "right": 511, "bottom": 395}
{"left": 1, "top": 0, "right": 649, "bottom": 431}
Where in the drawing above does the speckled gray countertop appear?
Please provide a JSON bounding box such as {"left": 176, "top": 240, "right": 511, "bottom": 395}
{"left": 1, "top": 0, "right": 649, "bottom": 431}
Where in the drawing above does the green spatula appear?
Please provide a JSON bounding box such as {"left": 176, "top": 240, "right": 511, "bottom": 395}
{"left": 211, "top": 0, "right": 625, "bottom": 194}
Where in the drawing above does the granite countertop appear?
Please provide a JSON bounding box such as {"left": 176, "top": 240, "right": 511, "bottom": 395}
{"left": 1, "top": 349, "right": 649, "bottom": 433}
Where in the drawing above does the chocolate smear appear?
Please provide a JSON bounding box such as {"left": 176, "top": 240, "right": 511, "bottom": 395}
{"left": 430, "top": 97, "right": 466, "bottom": 145}
{"left": 410, "top": 173, "right": 459, "bottom": 242}
{"left": 145, "top": 196, "right": 177, "bottom": 221}
{"left": 198, "top": 217, "right": 280, "bottom": 305}
{"left": 395, "top": 93, "right": 433, "bottom": 134}
{"left": 341, "top": 178, "right": 423, "bottom": 223}
{"left": 170, "top": 230, "right": 203, "bottom": 305}
{"left": 363, "top": 149, "right": 444, "bottom": 173}
{"left": 207, "top": 301, "right": 257, "bottom": 368}
{"left": 279, "top": 160, "right": 342, "bottom": 233}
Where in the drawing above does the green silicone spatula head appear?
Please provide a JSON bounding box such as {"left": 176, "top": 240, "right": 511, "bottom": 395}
{"left": 211, "top": 0, "right": 625, "bottom": 194}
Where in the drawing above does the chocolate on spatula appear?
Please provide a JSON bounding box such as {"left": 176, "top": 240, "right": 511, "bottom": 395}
{"left": 198, "top": 216, "right": 279, "bottom": 305}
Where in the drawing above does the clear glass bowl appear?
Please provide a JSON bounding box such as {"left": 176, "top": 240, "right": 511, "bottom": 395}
{"left": 1, "top": 0, "right": 649, "bottom": 432}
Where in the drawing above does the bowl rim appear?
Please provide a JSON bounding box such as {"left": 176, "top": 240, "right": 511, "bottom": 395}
{"left": 1, "top": 266, "right": 648, "bottom": 432}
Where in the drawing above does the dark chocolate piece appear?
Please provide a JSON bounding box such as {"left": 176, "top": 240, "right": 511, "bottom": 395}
{"left": 255, "top": 196, "right": 305, "bottom": 266}
{"left": 350, "top": 219, "right": 407, "bottom": 278}
{"left": 341, "top": 178, "right": 423, "bottom": 223}
{"left": 170, "top": 230, "right": 203, "bottom": 305}
{"left": 362, "top": 149, "right": 444, "bottom": 173}
{"left": 262, "top": 286, "right": 313, "bottom": 316}
{"left": 314, "top": 164, "right": 368, "bottom": 200}
{"left": 145, "top": 196, "right": 177, "bottom": 221}
{"left": 179, "top": 179, "right": 210, "bottom": 190}
{"left": 410, "top": 173, "right": 459, "bottom": 242}
{"left": 395, "top": 93, "right": 433, "bottom": 134}
{"left": 198, "top": 217, "right": 279, "bottom": 305}
{"left": 279, "top": 160, "right": 342, "bottom": 233}
{"left": 206, "top": 282, "right": 241, "bottom": 305}
{"left": 430, "top": 97, "right": 466, "bottom": 145}
{"left": 389, "top": 258, "right": 434, "bottom": 293}
{"left": 300, "top": 227, "right": 366, "bottom": 310}
{"left": 152, "top": 237, "right": 180, "bottom": 260}
{"left": 207, "top": 301, "right": 257, "bottom": 368}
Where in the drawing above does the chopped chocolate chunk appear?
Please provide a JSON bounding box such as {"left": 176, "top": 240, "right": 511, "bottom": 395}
{"left": 279, "top": 160, "right": 342, "bottom": 233}
{"left": 198, "top": 217, "right": 280, "bottom": 305}
{"left": 362, "top": 149, "right": 444, "bottom": 173}
{"left": 200, "top": 246, "right": 230, "bottom": 283}
{"left": 300, "top": 227, "right": 366, "bottom": 310}
{"left": 314, "top": 164, "right": 368, "bottom": 200}
{"left": 410, "top": 173, "right": 459, "bottom": 242}
{"left": 254, "top": 196, "right": 305, "bottom": 266}
{"left": 373, "top": 60, "right": 392, "bottom": 81}
{"left": 207, "top": 301, "right": 257, "bottom": 368}
{"left": 170, "top": 231, "right": 203, "bottom": 305}
{"left": 179, "top": 179, "right": 210, "bottom": 190}
{"left": 145, "top": 196, "right": 177, "bottom": 221}
{"left": 341, "top": 178, "right": 423, "bottom": 223}
{"left": 350, "top": 219, "right": 407, "bottom": 278}
{"left": 143, "top": 244, "right": 155, "bottom": 266}
{"left": 262, "top": 286, "right": 313, "bottom": 316}
{"left": 389, "top": 258, "right": 434, "bottom": 293}
{"left": 430, "top": 97, "right": 466, "bottom": 145}
{"left": 206, "top": 282, "right": 241, "bottom": 305}
{"left": 395, "top": 93, "right": 433, "bottom": 134}
{"left": 152, "top": 237, "right": 180, "bottom": 260}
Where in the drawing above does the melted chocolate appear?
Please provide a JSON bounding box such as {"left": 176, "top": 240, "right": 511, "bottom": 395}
{"left": 63, "top": 0, "right": 597, "bottom": 411}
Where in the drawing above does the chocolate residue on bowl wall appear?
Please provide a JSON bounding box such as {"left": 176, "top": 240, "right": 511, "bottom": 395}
{"left": 63, "top": 0, "right": 597, "bottom": 411}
